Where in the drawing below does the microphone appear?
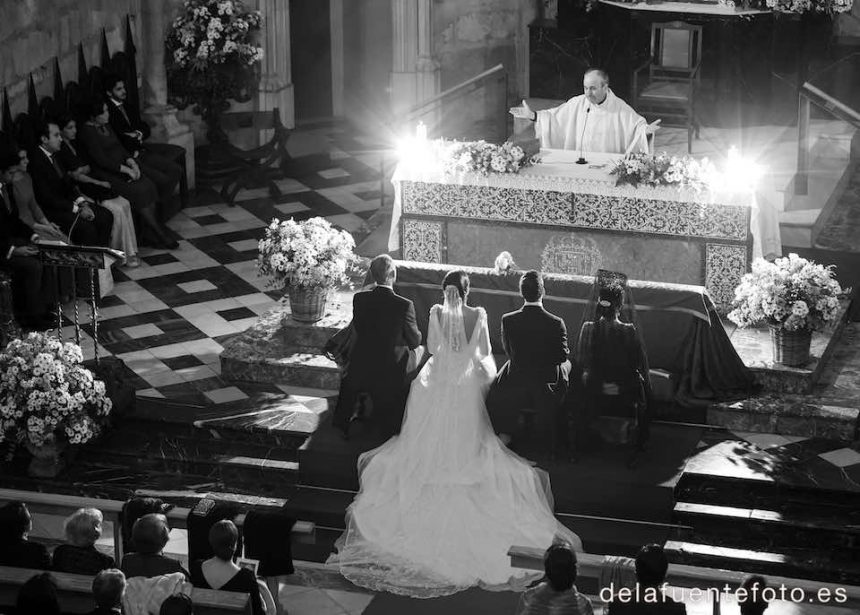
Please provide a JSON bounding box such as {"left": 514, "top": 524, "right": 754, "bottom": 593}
{"left": 576, "top": 107, "right": 591, "bottom": 165}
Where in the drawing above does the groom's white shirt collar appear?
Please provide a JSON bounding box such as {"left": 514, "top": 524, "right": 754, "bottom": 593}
{"left": 523, "top": 300, "right": 543, "bottom": 306}
{"left": 375, "top": 283, "right": 394, "bottom": 289}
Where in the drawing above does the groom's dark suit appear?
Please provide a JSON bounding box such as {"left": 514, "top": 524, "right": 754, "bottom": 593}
{"left": 486, "top": 304, "right": 571, "bottom": 453}
{"left": 332, "top": 285, "right": 422, "bottom": 438}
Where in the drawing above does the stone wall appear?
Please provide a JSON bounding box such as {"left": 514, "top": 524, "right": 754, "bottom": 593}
{"left": 0, "top": 0, "right": 141, "bottom": 119}
{"left": 433, "top": 0, "right": 539, "bottom": 140}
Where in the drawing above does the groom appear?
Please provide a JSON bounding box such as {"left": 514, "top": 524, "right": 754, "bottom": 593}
{"left": 486, "top": 270, "right": 572, "bottom": 458}
{"left": 332, "top": 254, "right": 422, "bottom": 440}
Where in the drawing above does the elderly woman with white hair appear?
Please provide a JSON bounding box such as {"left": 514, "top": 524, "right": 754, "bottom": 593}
{"left": 52, "top": 507, "right": 115, "bottom": 575}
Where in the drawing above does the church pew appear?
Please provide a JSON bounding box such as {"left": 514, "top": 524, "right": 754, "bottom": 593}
{"left": 0, "top": 566, "right": 251, "bottom": 615}
{"left": 0, "top": 488, "right": 315, "bottom": 562}
{"left": 507, "top": 547, "right": 860, "bottom": 610}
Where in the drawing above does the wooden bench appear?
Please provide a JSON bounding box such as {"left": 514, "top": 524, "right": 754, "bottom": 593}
{"left": 0, "top": 566, "right": 251, "bottom": 615}
{"left": 508, "top": 546, "right": 860, "bottom": 610}
{"left": 0, "top": 489, "right": 315, "bottom": 562}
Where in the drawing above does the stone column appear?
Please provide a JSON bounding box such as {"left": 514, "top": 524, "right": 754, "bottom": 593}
{"left": 140, "top": 0, "right": 196, "bottom": 187}
{"left": 390, "top": 0, "right": 440, "bottom": 133}
{"left": 257, "top": 0, "right": 295, "bottom": 132}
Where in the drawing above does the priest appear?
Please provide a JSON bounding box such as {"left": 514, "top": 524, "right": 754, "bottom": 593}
{"left": 511, "top": 68, "right": 660, "bottom": 156}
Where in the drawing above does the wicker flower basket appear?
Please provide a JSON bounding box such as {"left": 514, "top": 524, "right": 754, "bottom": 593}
{"left": 288, "top": 286, "right": 328, "bottom": 323}
{"left": 769, "top": 325, "right": 812, "bottom": 367}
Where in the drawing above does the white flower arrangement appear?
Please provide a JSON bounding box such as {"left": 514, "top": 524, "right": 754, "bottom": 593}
{"left": 168, "top": 0, "right": 263, "bottom": 70}
{"left": 610, "top": 152, "right": 715, "bottom": 190}
{"left": 728, "top": 254, "right": 850, "bottom": 332}
{"left": 444, "top": 140, "right": 538, "bottom": 175}
{"left": 257, "top": 217, "right": 359, "bottom": 290}
{"left": 0, "top": 333, "right": 112, "bottom": 449}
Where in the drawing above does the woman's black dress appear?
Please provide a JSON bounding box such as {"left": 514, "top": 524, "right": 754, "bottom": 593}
{"left": 190, "top": 559, "right": 264, "bottom": 615}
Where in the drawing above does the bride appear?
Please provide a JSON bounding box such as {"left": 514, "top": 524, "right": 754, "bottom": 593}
{"left": 327, "top": 270, "right": 582, "bottom": 598}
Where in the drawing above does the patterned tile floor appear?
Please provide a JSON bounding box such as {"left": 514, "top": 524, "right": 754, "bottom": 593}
{"left": 60, "top": 123, "right": 389, "bottom": 407}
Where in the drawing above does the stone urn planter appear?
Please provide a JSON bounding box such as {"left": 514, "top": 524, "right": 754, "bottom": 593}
{"left": 288, "top": 286, "right": 328, "bottom": 323}
{"left": 769, "top": 325, "right": 812, "bottom": 367}
{"left": 25, "top": 439, "right": 68, "bottom": 478}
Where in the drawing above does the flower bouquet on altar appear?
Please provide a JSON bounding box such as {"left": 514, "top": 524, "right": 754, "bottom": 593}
{"left": 444, "top": 140, "right": 539, "bottom": 176}
{"left": 610, "top": 152, "right": 715, "bottom": 190}
{"left": 257, "top": 217, "right": 359, "bottom": 323}
{"left": 0, "top": 333, "right": 112, "bottom": 476}
{"left": 728, "top": 254, "right": 850, "bottom": 366}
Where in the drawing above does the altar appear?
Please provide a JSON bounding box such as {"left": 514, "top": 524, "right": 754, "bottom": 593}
{"left": 389, "top": 149, "right": 782, "bottom": 310}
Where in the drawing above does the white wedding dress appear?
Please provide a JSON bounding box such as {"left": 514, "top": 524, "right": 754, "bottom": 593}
{"left": 327, "top": 288, "right": 582, "bottom": 598}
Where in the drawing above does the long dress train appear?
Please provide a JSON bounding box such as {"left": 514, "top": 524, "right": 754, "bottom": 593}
{"left": 327, "top": 296, "right": 581, "bottom": 598}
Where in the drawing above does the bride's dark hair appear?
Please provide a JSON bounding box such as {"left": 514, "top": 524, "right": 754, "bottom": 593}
{"left": 441, "top": 270, "right": 470, "bottom": 300}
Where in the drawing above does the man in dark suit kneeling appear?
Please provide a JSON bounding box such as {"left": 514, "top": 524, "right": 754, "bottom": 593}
{"left": 332, "top": 254, "right": 422, "bottom": 441}
{"left": 486, "top": 270, "right": 572, "bottom": 459}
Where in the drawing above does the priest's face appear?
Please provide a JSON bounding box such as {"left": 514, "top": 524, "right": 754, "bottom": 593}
{"left": 583, "top": 72, "right": 608, "bottom": 105}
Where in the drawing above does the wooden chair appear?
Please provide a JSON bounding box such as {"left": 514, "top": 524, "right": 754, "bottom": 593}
{"left": 632, "top": 21, "right": 702, "bottom": 154}
{"left": 215, "top": 107, "right": 292, "bottom": 206}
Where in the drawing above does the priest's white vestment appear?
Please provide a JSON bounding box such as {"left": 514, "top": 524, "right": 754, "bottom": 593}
{"left": 535, "top": 89, "right": 649, "bottom": 155}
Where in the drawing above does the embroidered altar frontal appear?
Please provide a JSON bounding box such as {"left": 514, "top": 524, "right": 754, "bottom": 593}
{"left": 398, "top": 179, "right": 752, "bottom": 311}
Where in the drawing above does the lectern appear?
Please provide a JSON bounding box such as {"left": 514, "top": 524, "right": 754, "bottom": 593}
{"left": 37, "top": 242, "right": 123, "bottom": 363}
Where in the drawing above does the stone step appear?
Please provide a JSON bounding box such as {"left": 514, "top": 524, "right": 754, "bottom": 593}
{"left": 222, "top": 350, "right": 341, "bottom": 390}
{"left": 707, "top": 399, "right": 859, "bottom": 440}
{"left": 76, "top": 445, "right": 301, "bottom": 494}
{"left": 674, "top": 442, "right": 860, "bottom": 511}
{"left": 664, "top": 539, "right": 860, "bottom": 585}
{"left": 672, "top": 501, "right": 860, "bottom": 553}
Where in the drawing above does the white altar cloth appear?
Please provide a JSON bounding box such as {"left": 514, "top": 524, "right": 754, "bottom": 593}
{"left": 388, "top": 149, "right": 782, "bottom": 262}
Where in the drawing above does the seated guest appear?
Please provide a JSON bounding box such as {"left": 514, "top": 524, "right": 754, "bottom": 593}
{"left": 29, "top": 120, "right": 114, "bottom": 247}
{"left": 739, "top": 575, "right": 769, "bottom": 615}
{"left": 9, "top": 148, "right": 68, "bottom": 242}
{"left": 16, "top": 572, "right": 61, "bottom": 615}
{"left": 0, "top": 150, "right": 57, "bottom": 330}
{"left": 575, "top": 271, "right": 650, "bottom": 463}
{"left": 57, "top": 114, "right": 140, "bottom": 267}
{"left": 120, "top": 513, "right": 189, "bottom": 579}
{"left": 160, "top": 593, "right": 194, "bottom": 615}
{"left": 104, "top": 74, "right": 183, "bottom": 210}
{"left": 190, "top": 520, "right": 265, "bottom": 615}
{"left": 88, "top": 568, "right": 127, "bottom": 615}
{"left": 607, "top": 544, "right": 686, "bottom": 615}
{"left": 515, "top": 542, "right": 593, "bottom": 615}
{"left": 79, "top": 99, "right": 178, "bottom": 249}
{"left": 53, "top": 507, "right": 116, "bottom": 574}
{"left": 0, "top": 501, "right": 51, "bottom": 569}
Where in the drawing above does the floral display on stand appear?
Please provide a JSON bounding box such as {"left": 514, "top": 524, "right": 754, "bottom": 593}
{"left": 609, "top": 152, "right": 716, "bottom": 190}
{"left": 165, "top": 0, "right": 264, "bottom": 141}
{"left": 443, "top": 140, "right": 539, "bottom": 176}
{"left": 728, "top": 254, "right": 850, "bottom": 366}
{"left": 0, "top": 333, "right": 113, "bottom": 476}
{"left": 257, "top": 217, "right": 359, "bottom": 323}
{"left": 717, "top": 0, "right": 852, "bottom": 13}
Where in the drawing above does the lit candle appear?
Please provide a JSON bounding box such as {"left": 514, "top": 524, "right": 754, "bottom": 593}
{"left": 416, "top": 121, "right": 427, "bottom": 141}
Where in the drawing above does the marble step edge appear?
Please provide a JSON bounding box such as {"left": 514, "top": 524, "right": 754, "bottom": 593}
{"left": 706, "top": 403, "right": 859, "bottom": 440}
{"left": 672, "top": 501, "right": 860, "bottom": 537}
{"left": 674, "top": 466, "right": 860, "bottom": 507}
{"left": 129, "top": 396, "right": 331, "bottom": 440}
{"left": 221, "top": 351, "right": 342, "bottom": 390}
{"left": 77, "top": 444, "right": 301, "bottom": 476}
{"left": 664, "top": 540, "right": 860, "bottom": 583}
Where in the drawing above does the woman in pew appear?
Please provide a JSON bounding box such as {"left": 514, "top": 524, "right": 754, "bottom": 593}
{"left": 0, "top": 501, "right": 51, "bottom": 570}
{"left": 514, "top": 543, "right": 594, "bottom": 615}
{"left": 189, "top": 520, "right": 268, "bottom": 615}
{"left": 57, "top": 114, "right": 140, "bottom": 267}
{"left": 120, "top": 513, "right": 189, "bottom": 580}
{"left": 15, "top": 571, "right": 61, "bottom": 615}
{"left": 53, "top": 508, "right": 115, "bottom": 575}
{"left": 78, "top": 99, "right": 178, "bottom": 250}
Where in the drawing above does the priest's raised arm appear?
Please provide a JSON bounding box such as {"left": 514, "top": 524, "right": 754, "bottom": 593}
{"left": 510, "top": 69, "right": 661, "bottom": 156}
